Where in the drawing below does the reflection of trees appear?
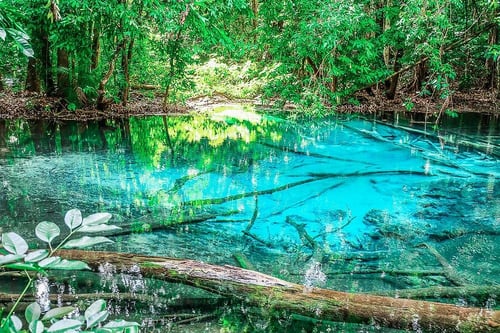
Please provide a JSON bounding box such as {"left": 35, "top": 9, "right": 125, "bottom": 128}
{"left": 0, "top": 113, "right": 295, "bottom": 233}
{"left": 127, "top": 113, "right": 287, "bottom": 171}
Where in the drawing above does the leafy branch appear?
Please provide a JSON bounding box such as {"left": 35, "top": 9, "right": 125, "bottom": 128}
{"left": 0, "top": 209, "right": 139, "bottom": 333}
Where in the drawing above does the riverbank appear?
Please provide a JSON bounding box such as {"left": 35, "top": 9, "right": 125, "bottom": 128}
{"left": 0, "top": 90, "right": 497, "bottom": 121}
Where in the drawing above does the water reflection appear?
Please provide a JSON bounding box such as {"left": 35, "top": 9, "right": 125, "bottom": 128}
{"left": 0, "top": 109, "right": 499, "bottom": 331}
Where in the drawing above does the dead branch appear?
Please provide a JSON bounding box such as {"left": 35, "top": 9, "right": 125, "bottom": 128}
{"left": 55, "top": 249, "right": 500, "bottom": 332}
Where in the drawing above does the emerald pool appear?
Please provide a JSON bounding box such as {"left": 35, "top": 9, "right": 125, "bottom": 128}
{"left": 0, "top": 110, "right": 498, "bottom": 332}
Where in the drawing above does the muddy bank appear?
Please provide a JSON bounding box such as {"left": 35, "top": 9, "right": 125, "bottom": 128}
{"left": 0, "top": 90, "right": 497, "bottom": 121}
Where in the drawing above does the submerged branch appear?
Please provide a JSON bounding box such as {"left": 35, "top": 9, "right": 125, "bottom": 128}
{"left": 286, "top": 216, "right": 317, "bottom": 250}
{"left": 258, "top": 141, "right": 376, "bottom": 166}
{"left": 419, "top": 243, "right": 468, "bottom": 287}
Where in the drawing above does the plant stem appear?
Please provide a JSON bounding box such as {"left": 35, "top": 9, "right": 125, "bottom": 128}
{"left": 1, "top": 271, "right": 32, "bottom": 328}
{"left": 50, "top": 230, "right": 76, "bottom": 255}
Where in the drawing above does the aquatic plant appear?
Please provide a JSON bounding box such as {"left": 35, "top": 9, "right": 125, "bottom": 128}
{"left": 0, "top": 209, "right": 139, "bottom": 332}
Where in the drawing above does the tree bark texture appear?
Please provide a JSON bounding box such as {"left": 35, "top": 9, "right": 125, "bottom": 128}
{"left": 56, "top": 48, "right": 70, "bottom": 97}
{"left": 25, "top": 57, "right": 41, "bottom": 93}
{"left": 56, "top": 249, "right": 500, "bottom": 333}
{"left": 40, "top": 31, "right": 55, "bottom": 96}
{"left": 96, "top": 41, "right": 124, "bottom": 110}
{"left": 484, "top": 22, "right": 498, "bottom": 90}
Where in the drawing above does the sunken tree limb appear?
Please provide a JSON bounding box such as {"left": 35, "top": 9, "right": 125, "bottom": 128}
{"left": 56, "top": 249, "right": 500, "bottom": 332}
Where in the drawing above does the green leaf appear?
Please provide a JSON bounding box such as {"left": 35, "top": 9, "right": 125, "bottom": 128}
{"left": 25, "top": 302, "right": 41, "bottom": 323}
{"left": 44, "top": 259, "right": 90, "bottom": 270}
{"left": 2, "top": 232, "right": 29, "bottom": 255}
{"left": 41, "top": 306, "right": 76, "bottom": 321}
{"left": 77, "top": 225, "right": 121, "bottom": 233}
{"left": 47, "top": 319, "right": 82, "bottom": 333}
{"left": 82, "top": 213, "right": 112, "bottom": 226}
{"left": 85, "top": 300, "right": 106, "bottom": 322}
{"left": 65, "top": 209, "right": 83, "bottom": 230}
{"left": 38, "top": 256, "right": 62, "bottom": 268}
{"left": 62, "top": 236, "right": 113, "bottom": 249}
{"left": 10, "top": 315, "right": 23, "bottom": 331}
{"left": 29, "top": 320, "right": 45, "bottom": 333}
{"left": 25, "top": 249, "right": 49, "bottom": 263}
{"left": 35, "top": 222, "right": 60, "bottom": 244}
{"left": 5, "top": 27, "right": 33, "bottom": 57}
{"left": 86, "top": 310, "right": 109, "bottom": 329}
{"left": 124, "top": 326, "right": 140, "bottom": 333}
{"left": 5, "top": 262, "right": 39, "bottom": 271}
{"left": 0, "top": 254, "right": 24, "bottom": 265}
{"left": 103, "top": 319, "right": 140, "bottom": 329}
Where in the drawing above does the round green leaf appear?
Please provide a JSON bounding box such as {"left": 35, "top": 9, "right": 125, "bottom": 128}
{"left": 77, "top": 225, "right": 121, "bottom": 234}
{"left": 29, "top": 320, "right": 44, "bottom": 333}
{"left": 65, "top": 209, "right": 83, "bottom": 230}
{"left": 82, "top": 213, "right": 112, "bottom": 226}
{"left": 35, "top": 222, "right": 60, "bottom": 244}
{"left": 2, "top": 232, "right": 29, "bottom": 255}
{"left": 85, "top": 299, "right": 106, "bottom": 322}
{"left": 38, "top": 256, "right": 62, "bottom": 268}
{"left": 25, "top": 302, "right": 41, "bottom": 323}
{"left": 41, "top": 306, "right": 76, "bottom": 321}
{"left": 86, "top": 310, "right": 109, "bottom": 329}
{"left": 47, "top": 319, "right": 82, "bottom": 333}
{"left": 103, "top": 319, "right": 140, "bottom": 329}
{"left": 43, "top": 259, "right": 90, "bottom": 271}
{"left": 62, "top": 236, "right": 113, "bottom": 249}
{"left": 25, "top": 249, "right": 49, "bottom": 263}
{"left": 0, "top": 254, "right": 24, "bottom": 266}
{"left": 10, "top": 315, "right": 23, "bottom": 331}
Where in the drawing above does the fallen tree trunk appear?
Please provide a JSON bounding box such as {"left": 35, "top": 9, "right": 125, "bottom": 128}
{"left": 56, "top": 249, "right": 500, "bottom": 332}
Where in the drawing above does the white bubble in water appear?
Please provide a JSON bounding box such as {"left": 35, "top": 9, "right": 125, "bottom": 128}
{"left": 35, "top": 276, "right": 50, "bottom": 312}
{"left": 303, "top": 260, "right": 326, "bottom": 291}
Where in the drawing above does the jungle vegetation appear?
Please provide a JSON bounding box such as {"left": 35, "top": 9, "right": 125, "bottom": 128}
{"left": 0, "top": 0, "right": 498, "bottom": 115}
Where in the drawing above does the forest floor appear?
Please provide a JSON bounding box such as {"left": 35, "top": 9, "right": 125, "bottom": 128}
{"left": 0, "top": 89, "right": 498, "bottom": 121}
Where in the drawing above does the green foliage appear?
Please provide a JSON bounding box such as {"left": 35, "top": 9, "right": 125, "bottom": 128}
{"left": 0, "top": 0, "right": 498, "bottom": 113}
{"left": 187, "top": 58, "right": 267, "bottom": 99}
{"left": 0, "top": 209, "right": 139, "bottom": 333}
{"left": 403, "top": 98, "right": 415, "bottom": 112}
{"left": 0, "top": 5, "right": 33, "bottom": 57}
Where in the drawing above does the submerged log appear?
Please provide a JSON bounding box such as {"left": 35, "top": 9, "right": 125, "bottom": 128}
{"left": 56, "top": 249, "right": 500, "bottom": 332}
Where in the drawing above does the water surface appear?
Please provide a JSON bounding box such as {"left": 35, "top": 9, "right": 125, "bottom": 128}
{"left": 0, "top": 109, "right": 498, "bottom": 331}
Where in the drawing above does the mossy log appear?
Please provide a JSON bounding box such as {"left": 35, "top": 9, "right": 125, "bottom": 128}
{"left": 56, "top": 249, "right": 500, "bottom": 332}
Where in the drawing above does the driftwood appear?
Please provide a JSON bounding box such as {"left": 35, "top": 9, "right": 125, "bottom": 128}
{"left": 56, "top": 249, "right": 500, "bottom": 332}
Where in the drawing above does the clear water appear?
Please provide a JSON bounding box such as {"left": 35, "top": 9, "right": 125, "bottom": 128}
{"left": 0, "top": 109, "right": 499, "bottom": 332}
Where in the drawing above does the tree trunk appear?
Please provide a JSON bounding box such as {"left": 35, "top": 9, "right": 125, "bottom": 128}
{"left": 96, "top": 41, "right": 125, "bottom": 110}
{"left": 484, "top": 23, "right": 498, "bottom": 90}
{"left": 56, "top": 48, "right": 70, "bottom": 97}
{"left": 384, "top": 50, "right": 402, "bottom": 100}
{"left": 25, "top": 57, "right": 41, "bottom": 93}
{"left": 0, "top": 119, "right": 6, "bottom": 150}
{"left": 56, "top": 249, "right": 500, "bottom": 333}
{"left": 250, "top": 0, "right": 258, "bottom": 42}
{"left": 120, "top": 39, "right": 134, "bottom": 106}
{"left": 91, "top": 22, "right": 100, "bottom": 71}
{"left": 41, "top": 32, "right": 56, "bottom": 96}
{"left": 0, "top": 72, "right": 4, "bottom": 91}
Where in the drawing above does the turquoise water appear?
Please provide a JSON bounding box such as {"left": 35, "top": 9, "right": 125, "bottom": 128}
{"left": 0, "top": 110, "right": 499, "bottom": 331}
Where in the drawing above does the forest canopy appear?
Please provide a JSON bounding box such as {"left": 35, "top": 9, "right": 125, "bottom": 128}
{"left": 0, "top": 0, "right": 498, "bottom": 115}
